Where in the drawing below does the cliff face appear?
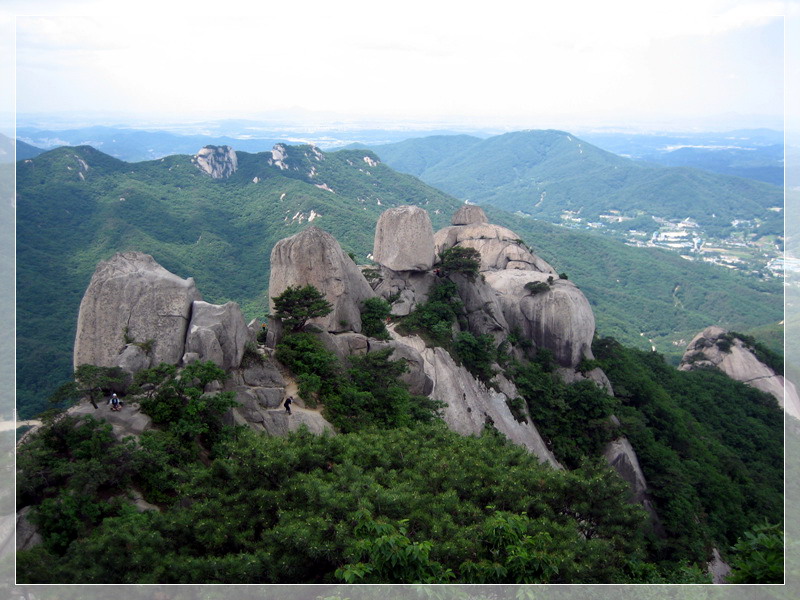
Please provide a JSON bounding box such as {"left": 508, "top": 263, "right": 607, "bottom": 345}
{"left": 680, "top": 326, "right": 799, "bottom": 419}
{"left": 192, "top": 145, "right": 238, "bottom": 178}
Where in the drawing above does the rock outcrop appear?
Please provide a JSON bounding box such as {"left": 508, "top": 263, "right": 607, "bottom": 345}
{"left": 373, "top": 205, "right": 435, "bottom": 271}
{"left": 602, "top": 437, "right": 650, "bottom": 505}
{"left": 449, "top": 272, "right": 509, "bottom": 341}
{"left": 452, "top": 204, "right": 489, "bottom": 226}
{"left": 74, "top": 252, "right": 202, "bottom": 371}
{"left": 269, "top": 226, "right": 375, "bottom": 333}
{"left": 16, "top": 507, "right": 42, "bottom": 552}
{"left": 680, "top": 326, "right": 798, "bottom": 418}
{"left": 707, "top": 548, "right": 732, "bottom": 584}
{"left": 373, "top": 269, "right": 437, "bottom": 316}
{"left": 435, "top": 223, "right": 557, "bottom": 273}
{"left": 388, "top": 327, "right": 560, "bottom": 467}
{"left": 602, "top": 437, "right": 662, "bottom": 530}
{"left": 69, "top": 398, "right": 153, "bottom": 441}
{"left": 485, "top": 270, "right": 596, "bottom": 368}
{"left": 184, "top": 301, "right": 249, "bottom": 370}
{"left": 192, "top": 145, "right": 238, "bottom": 179}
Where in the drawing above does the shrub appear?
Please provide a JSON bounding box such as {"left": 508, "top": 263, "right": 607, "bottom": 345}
{"left": 361, "top": 297, "right": 391, "bottom": 340}
{"left": 439, "top": 246, "right": 481, "bottom": 280}
{"left": 240, "top": 342, "right": 263, "bottom": 368}
{"left": 453, "top": 332, "right": 496, "bottom": 383}
{"left": 524, "top": 281, "right": 550, "bottom": 295}
{"left": 272, "top": 284, "right": 333, "bottom": 332}
{"left": 397, "top": 280, "right": 462, "bottom": 347}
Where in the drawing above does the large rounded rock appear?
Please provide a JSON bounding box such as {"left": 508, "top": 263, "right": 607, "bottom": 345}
{"left": 485, "top": 270, "right": 595, "bottom": 368}
{"left": 452, "top": 205, "right": 489, "bottom": 225}
{"left": 373, "top": 206, "right": 435, "bottom": 271}
{"left": 184, "top": 301, "right": 249, "bottom": 369}
{"left": 74, "top": 252, "right": 202, "bottom": 370}
{"left": 269, "top": 226, "right": 375, "bottom": 333}
{"left": 434, "top": 223, "right": 556, "bottom": 273}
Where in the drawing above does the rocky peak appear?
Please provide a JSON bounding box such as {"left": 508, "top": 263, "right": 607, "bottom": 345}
{"left": 269, "top": 226, "right": 375, "bottom": 333}
{"left": 452, "top": 204, "right": 488, "bottom": 225}
{"left": 269, "top": 144, "right": 290, "bottom": 170}
{"left": 373, "top": 205, "right": 435, "bottom": 271}
{"left": 192, "top": 145, "right": 238, "bottom": 179}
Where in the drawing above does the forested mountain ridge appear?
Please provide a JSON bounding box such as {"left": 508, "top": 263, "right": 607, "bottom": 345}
{"left": 369, "top": 129, "right": 783, "bottom": 238}
{"left": 15, "top": 203, "right": 784, "bottom": 584}
{"left": 16, "top": 143, "right": 783, "bottom": 420}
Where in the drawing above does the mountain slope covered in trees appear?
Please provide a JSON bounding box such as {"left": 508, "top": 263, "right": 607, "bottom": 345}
{"left": 370, "top": 130, "right": 783, "bottom": 237}
{"left": 16, "top": 144, "right": 782, "bottom": 418}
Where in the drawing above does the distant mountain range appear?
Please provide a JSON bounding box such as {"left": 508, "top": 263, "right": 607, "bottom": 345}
{"left": 16, "top": 143, "right": 782, "bottom": 418}
{"left": 367, "top": 130, "right": 783, "bottom": 238}
{"left": 14, "top": 125, "right": 784, "bottom": 186}
{"left": 577, "top": 128, "right": 783, "bottom": 186}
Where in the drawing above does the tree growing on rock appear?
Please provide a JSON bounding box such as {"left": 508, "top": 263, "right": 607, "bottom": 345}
{"left": 272, "top": 284, "right": 333, "bottom": 332}
{"left": 438, "top": 246, "right": 481, "bottom": 280}
{"left": 48, "top": 364, "right": 127, "bottom": 412}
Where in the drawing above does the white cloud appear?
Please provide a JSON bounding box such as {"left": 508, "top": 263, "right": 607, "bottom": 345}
{"left": 10, "top": 0, "right": 791, "bottom": 129}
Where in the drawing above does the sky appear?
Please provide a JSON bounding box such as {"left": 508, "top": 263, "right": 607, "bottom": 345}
{"left": 3, "top": 0, "right": 798, "bottom": 133}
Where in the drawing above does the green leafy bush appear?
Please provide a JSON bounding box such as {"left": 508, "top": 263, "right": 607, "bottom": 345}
{"left": 453, "top": 331, "right": 496, "bottom": 383}
{"left": 137, "top": 361, "right": 236, "bottom": 444}
{"left": 272, "top": 284, "right": 333, "bottom": 332}
{"left": 438, "top": 246, "right": 481, "bottom": 280}
{"left": 397, "top": 280, "right": 462, "bottom": 346}
{"left": 726, "top": 522, "right": 784, "bottom": 583}
{"left": 524, "top": 280, "right": 550, "bottom": 295}
{"left": 360, "top": 297, "right": 391, "bottom": 340}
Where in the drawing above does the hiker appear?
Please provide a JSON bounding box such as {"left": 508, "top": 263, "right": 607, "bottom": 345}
{"left": 108, "top": 393, "right": 121, "bottom": 412}
{"left": 284, "top": 396, "right": 293, "bottom": 414}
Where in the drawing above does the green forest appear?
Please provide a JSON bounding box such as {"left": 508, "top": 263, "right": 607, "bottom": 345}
{"left": 370, "top": 130, "right": 783, "bottom": 237}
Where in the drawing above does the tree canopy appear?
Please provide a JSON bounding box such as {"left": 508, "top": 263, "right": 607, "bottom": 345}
{"left": 271, "top": 284, "right": 333, "bottom": 332}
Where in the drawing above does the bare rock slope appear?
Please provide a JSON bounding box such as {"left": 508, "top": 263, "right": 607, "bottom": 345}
{"left": 680, "top": 326, "right": 799, "bottom": 418}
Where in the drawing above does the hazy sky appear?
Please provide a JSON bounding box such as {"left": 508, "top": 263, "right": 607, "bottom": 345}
{"left": 7, "top": 0, "right": 797, "bottom": 131}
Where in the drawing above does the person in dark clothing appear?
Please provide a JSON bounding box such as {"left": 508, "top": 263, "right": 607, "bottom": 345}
{"left": 284, "top": 396, "right": 293, "bottom": 414}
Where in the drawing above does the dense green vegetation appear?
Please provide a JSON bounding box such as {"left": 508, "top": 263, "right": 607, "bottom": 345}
{"left": 16, "top": 143, "right": 783, "bottom": 422}
{"left": 17, "top": 323, "right": 784, "bottom": 584}
{"left": 17, "top": 349, "right": 704, "bottom": 585}
{"left": 371, "top": 130, "right": 783, "bottom": 236}
{"left": 592, "top": 337, "right": 783, "bottom": 566}
{"left": 275, "top": 332, "right": 440, "bottom": 432}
